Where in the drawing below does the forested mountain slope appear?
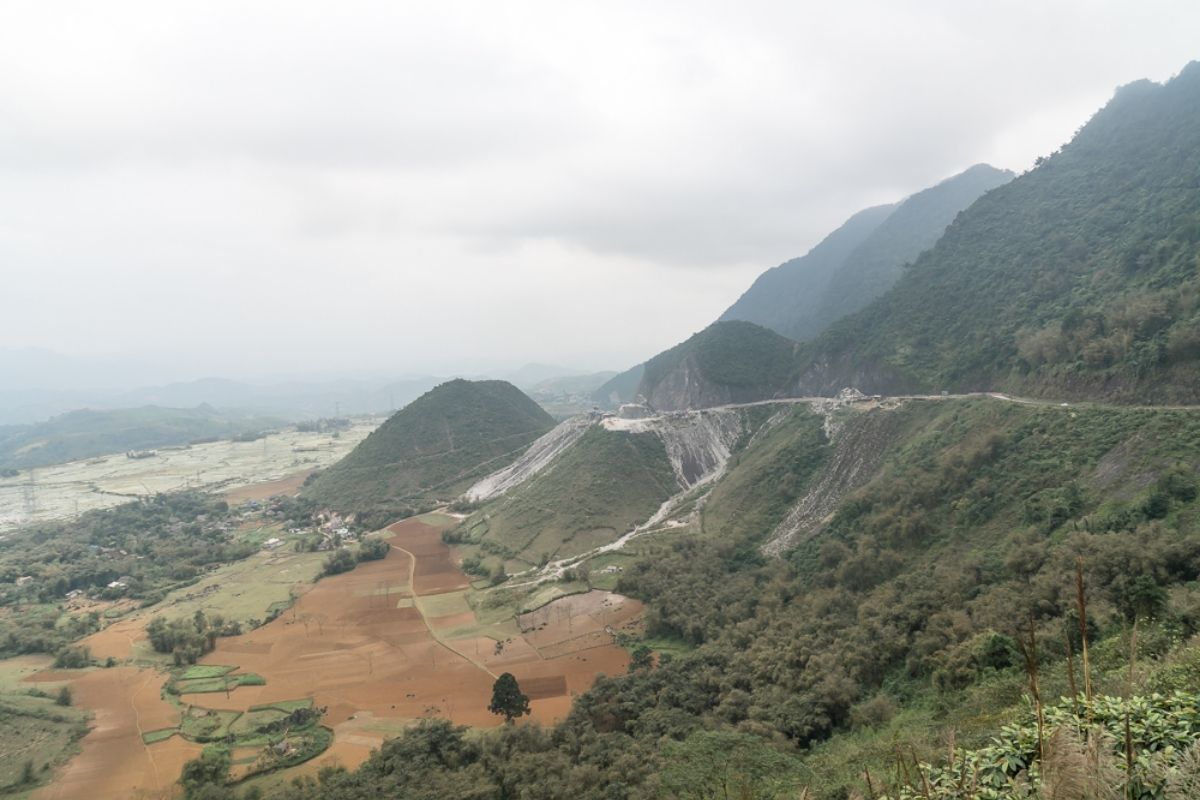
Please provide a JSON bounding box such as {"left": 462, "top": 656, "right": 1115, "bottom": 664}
{"left": 632, "top": 320, "right": 801, "bottom": 411}
{"left": 303, "top": 379, "right": 554, "bottom": 520}
{"left": 811, "top": 163, "right": 1013, "bottom": 339}
{"left": 796, "top": 62, "right": 1200, "bottom": 402}
{"left": 721, "top": 165, "right": 1011, "bottom": 342}
{"left": 718, "top": 203, "right": 895, "bottom": 338}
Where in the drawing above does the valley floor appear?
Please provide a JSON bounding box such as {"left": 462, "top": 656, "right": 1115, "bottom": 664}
{"left": 0, "top": 419, "right": 379, "bottom": 533}
{"left": 15, "top": 516, "right": 641, "bottom": 800}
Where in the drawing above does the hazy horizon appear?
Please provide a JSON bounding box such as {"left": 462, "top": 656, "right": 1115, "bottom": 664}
{"left": 4, "top": 1, "right": 1200, "bottom": 386}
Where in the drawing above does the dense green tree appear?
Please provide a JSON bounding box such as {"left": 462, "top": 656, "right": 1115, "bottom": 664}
{"left": 320, "top": 548, "right": 356, "bottom": 577}
{"left": 488, "top": 672, "right": 530, "bottom": 723}
{"left": 661, "top": 731, "right": 806, "bottom": 800}
{"left": 179, "top": 749, "right": 230, "bottom": 799}
{"left": 629, "top": 645, "right": 654, "bottom": 671}
{"left": 357, "top": 537, "right": 390, "bottom": 561}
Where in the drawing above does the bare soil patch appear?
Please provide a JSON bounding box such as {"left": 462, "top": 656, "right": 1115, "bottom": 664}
{"left": 38, "top": 520, "right": 642, "bottom": 797}
{"left": 28, "top": 666, "right": 198, "bottom": 800}
{"left": 83, "top": 617, "right": 147, "bottom": 662}
{"left": 223, "top": 470, "right": 312, "bottom": 503}
{"left": 193, "top": 519, "right": 638, "bottom": 775}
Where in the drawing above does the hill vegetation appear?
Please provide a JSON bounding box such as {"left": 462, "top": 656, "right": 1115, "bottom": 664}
{"left": 634, "top": 320, "right": 801, "bottom": 411}
{"left": 449, "top": 425, "right": 677, "bottom": 570}
{"left": 214, "top": 397, "right": 1200, "bottom": 800}
{"left": 0, "top": 405, "right": 283, "bottom": 470}
{"left": 796, "top": 63, "right": 1200, "bottom": 402}
{"left": 303, "top": 379, "right": 554, "bottom": 523}
{"left": 719, "top": 203, "right": 895, "bottom": 339}
{"left": 721, "top": 165, "right": 1012, "bottom": 343}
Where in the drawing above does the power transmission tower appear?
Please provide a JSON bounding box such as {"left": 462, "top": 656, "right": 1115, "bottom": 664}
{"left": 21, "top": 470, "right": 37, "bottom": 517}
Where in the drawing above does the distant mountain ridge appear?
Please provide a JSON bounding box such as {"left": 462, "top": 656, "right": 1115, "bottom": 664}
{"left": 594, "top": 165, "right": 1012, "bottom": 411}
{"left": 0, "top": 405, "right": 285, "bottom": 470}
{"left": 718, "top": 203, "right": 896, "bottom": 340}
{"left": 721, "top": 164, "right": 1013, "bottom": 342}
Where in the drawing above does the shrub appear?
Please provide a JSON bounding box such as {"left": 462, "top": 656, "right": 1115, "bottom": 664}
{"left": 357, "top": 538, "right": 389, "bottom": 562}
{"left": 53, "top": 646, "right": 91, "bottom": 669}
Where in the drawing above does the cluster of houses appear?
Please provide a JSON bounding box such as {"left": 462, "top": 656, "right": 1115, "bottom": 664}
{"left": 256, "top": 505, "right": 360, "bottom": 552}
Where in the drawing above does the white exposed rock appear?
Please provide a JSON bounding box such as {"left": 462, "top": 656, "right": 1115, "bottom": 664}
{"left": 617, "top": 403, "right": 654, "bottom": 419}
{"left": 836, "top": 387, "right": 867, "bottom": 402}
{"left": 602, "top": 408, "right": 742, "bottom": 489}
{"left": 761, "top": 408, "right": 898, "bottom": 555}
{"left": 464, "top": 416, "right": 594, "bottom": 502}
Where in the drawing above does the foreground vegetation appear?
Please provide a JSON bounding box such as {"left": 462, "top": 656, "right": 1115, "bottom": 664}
{"left": 149, "top": 397, "right": 1200, "bottom": 799}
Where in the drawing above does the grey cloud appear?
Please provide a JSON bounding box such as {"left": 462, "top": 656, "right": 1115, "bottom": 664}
{"left": 1, "top": 0, "right": 1198, "bottom": 381}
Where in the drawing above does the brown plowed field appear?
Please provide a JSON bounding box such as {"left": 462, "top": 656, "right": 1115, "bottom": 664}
{"left": 83, "top": 617, "right": 147, "bottom": 662}
{"left": 34, "top": 518, "right": 642, "bottom": 796}
{"left": 193, "top": 519, "right": 640, "bottom": 775}
{"left": 222, "top": 471, "right": 312, "bottom": 503}
{"left": 28, "top": 666, "right": 198, "bottom": 800}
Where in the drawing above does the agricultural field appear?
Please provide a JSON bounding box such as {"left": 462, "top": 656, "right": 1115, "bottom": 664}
{"left": 24, "top": 664, "right": 199, "bottom": 800}
{"left": 81, "top": 540, "right": 329, "bottom": 665}
{"left": 0, "top": 419, "right": 379, "bottom": 533}
{"left": 20, "top": 514, "right": 642, "bottom": 799}
{"left": 198, "top": 516, "right": 641, "bottom": 782}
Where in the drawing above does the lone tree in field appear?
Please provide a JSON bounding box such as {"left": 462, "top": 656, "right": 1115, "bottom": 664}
{"left": 488, "top": 672, "right": 530, "bottom": 723}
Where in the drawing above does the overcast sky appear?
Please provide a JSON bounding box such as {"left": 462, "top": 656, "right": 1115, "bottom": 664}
{"left": 2, "top": 1, "right": 1198, "bottom": 384}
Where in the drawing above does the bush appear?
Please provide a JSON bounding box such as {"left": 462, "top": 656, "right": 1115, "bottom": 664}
{"left": 53, "top": 646, "right": 91, "bottom": 669}
{"left": 357, "top": 538, "right": 389, "bottom": 562}
{"left": 320, "top": 549, "right": 356, "bottom": 577}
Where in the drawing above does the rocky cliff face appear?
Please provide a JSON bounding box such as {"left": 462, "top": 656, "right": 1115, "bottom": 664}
{"left": 467, "top": 406, "right": 746, "bottom": 509}
{"left": 642, "top": 353, "right": 790, "bottom": 412}
{"left": 464, "top": 415, "right": 594, "bottom": 502}
{"left": 603, "top": 408, "right": 743, "bottom": 488}
{"left": 791, "top": 352, "right": 923, "bottom": 398}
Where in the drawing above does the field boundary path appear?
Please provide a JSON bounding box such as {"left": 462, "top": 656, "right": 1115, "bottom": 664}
{"left": 388, "top": 536, "right": 499, "bottom": 680}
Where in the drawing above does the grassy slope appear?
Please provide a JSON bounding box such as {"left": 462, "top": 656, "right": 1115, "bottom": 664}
{"left": 799, "top": 63, "right": 1200, "bottom": 402}
{"left": 0, "top": 658, "right": 89, "bottom": 796}
{"left": 701, "top": 405, "right": 830, "bottom": 542}
{"left": 303, "top": 379, "right": 554, "bottom": 515}
{"left": 458, "top": 425, "right": 677, "bottom": 568}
